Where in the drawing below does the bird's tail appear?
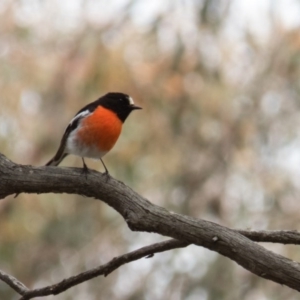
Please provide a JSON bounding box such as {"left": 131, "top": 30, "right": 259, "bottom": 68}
{"left": 45, "top": 152, "right": 68, "bottom": 166}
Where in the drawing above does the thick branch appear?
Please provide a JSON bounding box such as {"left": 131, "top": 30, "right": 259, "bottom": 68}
{"left": 1, "top": 153, "right": 300, "bottom": 292}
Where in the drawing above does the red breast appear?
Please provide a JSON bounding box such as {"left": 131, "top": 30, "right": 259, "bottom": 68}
{"left": 77, "top": 106, "right": 122, "bottom": 152}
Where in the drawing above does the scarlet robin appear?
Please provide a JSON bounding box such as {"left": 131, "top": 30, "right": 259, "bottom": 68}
{"left": 46, "top": 92, "right": 142, "bottom": 174}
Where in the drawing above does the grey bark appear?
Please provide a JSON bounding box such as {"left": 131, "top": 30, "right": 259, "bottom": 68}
{"left": 1, "top": 153, "right": 300, "bottom": 298}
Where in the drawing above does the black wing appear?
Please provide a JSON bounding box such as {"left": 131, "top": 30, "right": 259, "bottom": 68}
{"left": 45, "top": 110, "right": 91, "bottom": 166}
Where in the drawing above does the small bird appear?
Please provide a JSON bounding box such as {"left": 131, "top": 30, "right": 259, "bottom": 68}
{"left": 46, "top": 92, "right": 142, "bottom": 174}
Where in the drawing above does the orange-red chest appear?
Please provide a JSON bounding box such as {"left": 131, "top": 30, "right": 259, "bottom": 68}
{"left": 77, "top": 106, "right": 122, "bottom": 152}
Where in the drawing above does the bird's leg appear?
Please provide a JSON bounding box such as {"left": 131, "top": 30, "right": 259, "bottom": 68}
{"left": 81, "top": 158, "right": 89, "bottom": 178}
{"left": 100, "top": 158, "right": 110, "bottom": 180}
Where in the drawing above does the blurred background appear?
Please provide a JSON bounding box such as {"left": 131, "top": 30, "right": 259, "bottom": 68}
{"left": 1, "top": 0, "right": 300, "bottom": 299}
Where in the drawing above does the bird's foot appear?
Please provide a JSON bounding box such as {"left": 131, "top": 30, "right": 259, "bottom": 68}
{"left": 81, "top": 158, "right": 90, "bottom": 179}
{"left": 81, "top": 165, "right": 90, "bottom": 179}
{"left": 102, "top": 170, "right": 110, "bottom": 182}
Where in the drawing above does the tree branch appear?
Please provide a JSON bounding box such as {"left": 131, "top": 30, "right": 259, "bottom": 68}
{"left": 1, "top": 153, "right": 300, "bottom": 295}
{"left": 1, "top": 231, "right": 300, "bottom": 299}
{"left": 0, "top": 269, "right": 28, "bottom": 296}
{"left": 2, "top": 231, "right": 300, "bottom": 299}
{"left": 14, "top": 239, "right": 188, "bottom": 300}
{"left": 237, "top": 229, "right": 300, "bottom": 244}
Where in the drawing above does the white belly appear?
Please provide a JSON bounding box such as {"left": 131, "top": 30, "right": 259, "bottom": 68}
{"left": 65, "top": 129, "right": 107, "bottom": 159}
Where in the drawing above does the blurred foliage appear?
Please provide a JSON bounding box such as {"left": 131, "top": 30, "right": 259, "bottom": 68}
{"left": 1, "top": 0, "right": 300, "bottom": 299}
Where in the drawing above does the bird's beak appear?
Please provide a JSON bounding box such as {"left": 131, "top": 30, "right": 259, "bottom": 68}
{"left": 131, "top": 105, "right": 142, "bottom": 110}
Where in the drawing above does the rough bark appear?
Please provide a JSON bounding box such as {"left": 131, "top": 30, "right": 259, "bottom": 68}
{"left": 1, "top": 153, "right": 300, "bottom": 298}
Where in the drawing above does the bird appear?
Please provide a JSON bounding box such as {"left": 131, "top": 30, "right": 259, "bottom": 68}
{"left": 45, "top": 92, "right": 142, "bottom": 175}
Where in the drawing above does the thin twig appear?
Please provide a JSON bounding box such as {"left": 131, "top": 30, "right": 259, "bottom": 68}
{"left": 0, "top": 269, "right": 28, "bottom": 295}
{"left": 237, "top": 229, "right": 300, "bottom": 244}
{"left": 2, "top": 229, "right": 300, "bottom": 299}
{"left": 0, "top": 230, "right": 300, "bottom": 300}
{"left": 16, "top": 240, "right": 187, "bottom": 299}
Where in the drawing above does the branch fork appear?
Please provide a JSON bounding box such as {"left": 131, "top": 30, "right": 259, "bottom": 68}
{"left": 1, "top": 153, "right": 300, "bottom": 298}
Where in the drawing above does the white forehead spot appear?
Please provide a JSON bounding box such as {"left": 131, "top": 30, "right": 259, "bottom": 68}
{"left": 128, "top": 97, "right": 134, "bottom": 105}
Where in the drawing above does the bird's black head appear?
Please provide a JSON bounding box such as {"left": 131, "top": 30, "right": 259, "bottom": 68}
{"left": 99, "top": 92, "right": 142, "bottom": 122}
